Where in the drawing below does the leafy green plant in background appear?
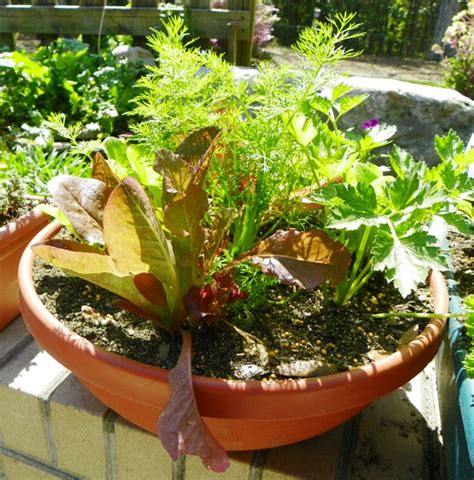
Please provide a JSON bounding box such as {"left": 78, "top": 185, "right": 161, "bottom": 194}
{"left": 0, "top": 37, "right": 146, "bottom": 140}
{"left": 0, "top": 145, "right": 90, "bottom": 197}
{"left": 432, "top": 1, "right": 474, "bottom": 99}
{"left": 463, "top": 294, "right": 474, "bottom": 377}
{"left": 273, "top": 0, "right": 440, "bottom": 57}
{"left": 0, "top": 174, "right": 28, "bottom": 225}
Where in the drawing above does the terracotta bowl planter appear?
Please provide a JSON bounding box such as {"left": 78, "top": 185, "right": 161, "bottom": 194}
{"left": 19, "top": 221, "right": 449, "bottom": 451}
{"left": 0, "top": 207, "right": 48, "bottom": 331}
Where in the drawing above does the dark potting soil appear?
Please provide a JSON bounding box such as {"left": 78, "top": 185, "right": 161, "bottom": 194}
{"left": 449, "top": 233, "right": 474, "bottom": 299}
{"left": 33, "top": 256, "right": 435, "bottom": 381}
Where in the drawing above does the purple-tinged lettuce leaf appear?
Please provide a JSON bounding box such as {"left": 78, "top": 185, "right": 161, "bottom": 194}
{"left": 32, "top": 239, "right": 166, "bottom": 322}
{"left": 175, "top": 127, "right": 221, "bottom": 166}
{"left": 154, "top": 127, "right": 221, "bottom": 203}
{"left": 183, "top": 271, "right": 247, "bottom": 323}
{"left": 239, "top": 229, "right": 351, "bottom": 289}
{"left": 159, "top": 128, "right": 222, "bottom": 294}
{"left": 92, "top": 152, "right": 121, "bottom": 200}
{"left": 48, "top": 175, "right": 106, "bottom": 245}
{"left": 202, "top": 209, "right": 236, "bottom": 272}
{"left": 158, "top": 331, "right": 229, "bottom": 473}
{"left": 164, "top": 182, "right": 207, "bottom": 292}
{"left": 154, "top": 148, "right": 195, "bottom": 200}
{"left": 103, "top": 178, "right": 178, "bottom": 312}
{"left": 134, "top": 273, "right": 169, "bottom": 311}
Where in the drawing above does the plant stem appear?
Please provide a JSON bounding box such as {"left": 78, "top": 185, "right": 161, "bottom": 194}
{"left": 302, "top": 145, "right": 320, "bottom": 185}
{"left": 349, "top": 226, "right": 371, "bottom": 285}
{"left": 342, "top": 263, "right": 373, "bottom": 304}
{"left": 371, "top": 312, "right": 469, "bottom": 319}
{"left": 259, "top": 216, "right": 282, "bottom": 240}
{"left": 336, "top": 227, "right": 372, "bottom": 304}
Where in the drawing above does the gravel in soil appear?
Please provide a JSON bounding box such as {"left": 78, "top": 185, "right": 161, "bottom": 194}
{"left": 33, "top": 257, "right": 435, "bottom": 381}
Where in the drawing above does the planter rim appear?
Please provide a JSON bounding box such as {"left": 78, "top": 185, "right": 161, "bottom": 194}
{"left": 446, "top": 281, "right": 474, "bottom": 467}
{"left": 0, "top": 206, "right": 46, "bottom": 246}
{"left": 19, "top": 220, "right": 449, "bottom": 395}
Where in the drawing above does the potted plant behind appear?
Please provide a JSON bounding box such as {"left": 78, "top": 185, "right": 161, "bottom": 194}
{"left": 18, "top": 16, "right": 473, "bottom": 473}
{"left": 0, "top": 175, "right": 48, "bottom": 330}
{"left": 0, "top": 144, "right": 90, "bottom": 330}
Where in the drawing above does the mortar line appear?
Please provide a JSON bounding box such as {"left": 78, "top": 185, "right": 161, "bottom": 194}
{"left": 37, "top": 368, "right": 71, "bottom": 467}
{"left": 0, "top": 335, "right": 34, "bottom": 368}
{"left": 0, "top": 445, "right": 81, "bottom": 480}
{"left": 0, "top": 451, "right": 5, "bottom": 480}
{"left": 334, "top": 413, "right": 362, "bottom": 480}
{"left": 103, "top": 409, "right": 119, "bottom": 480}
{"left": 248, "top": 449, "right": 268, "bottom": 480}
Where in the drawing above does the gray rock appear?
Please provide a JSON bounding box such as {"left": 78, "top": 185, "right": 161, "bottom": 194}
{"left": 231, "top": 67, "right": 474, "bottom": 164}
{"left": 341, "top": 77, "right": 474, "bottom": 165}
{"left": 112, "top": 45, "right": 156, "bottom": 67}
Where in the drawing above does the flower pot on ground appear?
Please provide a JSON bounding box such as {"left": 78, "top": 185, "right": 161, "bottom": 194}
{"left": 0, "top": 207, "right": 48, "bottom": 330}
{"left": 19, "top": 220, "right": 449, "bottom": 453}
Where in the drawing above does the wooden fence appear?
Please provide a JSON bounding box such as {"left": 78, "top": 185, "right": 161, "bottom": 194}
{"left": 0, "top": 0, "right": 256, "bottom": 65}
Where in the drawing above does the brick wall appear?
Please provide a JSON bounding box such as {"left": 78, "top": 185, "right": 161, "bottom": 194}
{"left": 0, "top": 317, "right": 445, "bottom": 479}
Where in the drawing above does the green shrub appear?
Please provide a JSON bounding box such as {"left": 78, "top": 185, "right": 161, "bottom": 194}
{"left": 0, "top": 38, "right": 146, "bottom": 138}
{"left": 432, "top": 2, "right": 474, "bottom": 99}
{"left": 273, "top": 0, "right": 440, "bottom": 57}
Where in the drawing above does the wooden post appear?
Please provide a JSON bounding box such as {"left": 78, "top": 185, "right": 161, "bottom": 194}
{"left": 227, "top": 20, "right": 237, "bottom": 64}
{"left": 80, "top": 0, "right": 104, "bottom": 49}
{"left": 131, "top": 0, "right": 158, "bottom": 46}
{"left": 184, "top": 0, "right": 209, "bottom": 7}
{"left": 0, "top": 0, "right": 14, "bottom": 50}
{"left": 32, "top": 0, "right": 58, "bottom": 44}
{"left": 227, "top": 0, "right": 255, "bottom": 66}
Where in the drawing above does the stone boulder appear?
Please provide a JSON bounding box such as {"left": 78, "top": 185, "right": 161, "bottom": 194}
{"left": 341, "top": 77, "right": 474, "bottom": 165}
{"left": 112, "top": 45, "right": 156, "bottom": 67}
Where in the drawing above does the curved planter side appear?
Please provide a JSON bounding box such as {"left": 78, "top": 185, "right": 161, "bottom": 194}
{"left": 436, "top": 282, "right": 474, "bottom": 480}
{"left": 19, "top": 221, "right": 449, "bottom": 451}
{"left": 0, "top": 208, "right": 48, "bottom": 330}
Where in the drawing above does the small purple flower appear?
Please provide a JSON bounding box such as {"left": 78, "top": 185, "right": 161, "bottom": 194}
{"left": 209, "top": 38, "right": 222, "bottom": 48}
{"left": 362, "top": 118, "right": 380, "bottom": 130}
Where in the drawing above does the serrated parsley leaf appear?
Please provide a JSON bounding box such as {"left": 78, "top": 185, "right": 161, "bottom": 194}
{"left": 434, "top": 129, "right": 464, "bottom": 163}
{"left": 372, "top": 229, "right": 447, "bottom": 297}
{"left": 327, "top": 183, "right": 387, "bottom": 230}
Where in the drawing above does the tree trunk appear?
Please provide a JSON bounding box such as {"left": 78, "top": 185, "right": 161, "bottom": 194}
{"left": 432, "top": 0, "right": 461, "bottom": 46}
